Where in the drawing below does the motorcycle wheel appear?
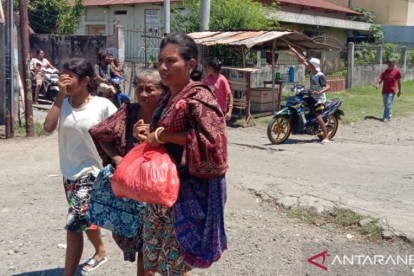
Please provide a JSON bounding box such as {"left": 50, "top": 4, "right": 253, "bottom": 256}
{"left": 318, "top": 115, "right": 339, "bottom": 140}
{"left": 46, "top": 88, "right": 58, "bottom": 102}
{"left": 267, "top": 116, "right": 291, "bottom": 144}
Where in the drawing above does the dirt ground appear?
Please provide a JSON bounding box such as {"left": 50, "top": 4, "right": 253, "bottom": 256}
{"left": 1, "top": 109, "right": 414, "bottom": 275}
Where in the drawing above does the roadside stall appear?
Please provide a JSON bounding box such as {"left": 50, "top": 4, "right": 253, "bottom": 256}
{"left": 188, "top": 31, "right": 337, "bottom": 127}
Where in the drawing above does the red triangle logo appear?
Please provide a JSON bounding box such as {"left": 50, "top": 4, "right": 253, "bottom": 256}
{"left": 307, "top": 250, "right": 328, "bottom": 271}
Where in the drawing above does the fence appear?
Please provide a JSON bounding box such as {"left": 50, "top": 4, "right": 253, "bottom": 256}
{"left": 124, "top": 27, "right": 163, "bottom": 66}
{"left": 348, "top": 42, "right": 414, "bottom": 88}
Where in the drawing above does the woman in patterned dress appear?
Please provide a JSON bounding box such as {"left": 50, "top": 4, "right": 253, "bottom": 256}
{"left": 137, "top": 33, "right": 228, "bottom": 276}
{"left": 89, "top": 70, "right": 164, "bottom": 276}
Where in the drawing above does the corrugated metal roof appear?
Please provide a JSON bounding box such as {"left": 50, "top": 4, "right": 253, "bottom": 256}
{"left": 188, "top": 31, "right": 338, "bottom": 52}
{"left": 78, "top": 0, "right": 180, "bottom": 6}
{"left": 272, "top": 0, "right": 361, "bottom": 15}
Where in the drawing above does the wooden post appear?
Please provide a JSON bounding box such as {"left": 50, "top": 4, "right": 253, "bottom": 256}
{"left": 271, "top": 39, "right": 276, "bottom": 113}
{"left": 243, "top": 71, "right": 255, "bottom": 127}
{"left": 19, "top": 0, "right": 34, "bottom": 137}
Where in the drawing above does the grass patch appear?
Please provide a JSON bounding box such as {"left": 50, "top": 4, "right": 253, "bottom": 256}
{"left": 15, "top": 122, "right": 44, "bottom": 136}
{"left": 334, "top": 208, "right": 364, "bottom": 227}
{"left": 287, "top": 206, "right": 323, "bottom": 225}
{"left": 330, "top": 80, "right": 414, "bottom": 124}
{"left": 287, "top": 206, "right": 384, "bottom": 241}
{"left": 246, "top": 79, "right": 414, "bottom": 126}
{"left": 359, "top": 219, "right": 383, "bottom": 241}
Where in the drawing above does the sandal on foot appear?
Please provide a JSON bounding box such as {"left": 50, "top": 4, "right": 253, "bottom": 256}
{"left": 81, "top": 256, "right": 108, "bottom": 274}
{"left": 320, "top": 138, "right": 331, "bottom": 145}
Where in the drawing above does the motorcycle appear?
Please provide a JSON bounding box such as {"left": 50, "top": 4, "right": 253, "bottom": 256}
{"left": 108, "top": 76, "right": 130, "bottom": 108}
{"left": 34, "top": 68, "right": 60, "bottom": 102}
{"left": 267, "top": 84, "right": 344, "bottom": 144}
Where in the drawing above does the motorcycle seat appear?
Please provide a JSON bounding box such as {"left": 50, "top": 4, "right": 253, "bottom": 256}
{"left": 325, "top": 98, "right": 341, "bottom": 108}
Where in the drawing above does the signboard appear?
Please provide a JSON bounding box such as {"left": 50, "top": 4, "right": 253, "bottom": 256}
{"left": 145, "top": 9, "right": 159, "bottom": 31}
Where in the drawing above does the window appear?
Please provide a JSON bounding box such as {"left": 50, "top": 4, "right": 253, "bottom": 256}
{"left": 304, "top": 29, "right": 323, "bottom": 38}
{"left": 115, "top": 10, "right": 127, "bottom": 15}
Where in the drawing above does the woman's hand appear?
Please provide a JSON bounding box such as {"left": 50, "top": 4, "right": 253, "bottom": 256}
{"left": 112, "top": 156, "right": 123, "bottom": 167}
{"left": 146, "top": 131, "right": 162, "bottom": 147}
{"left": 133, "top": 119, "right": 150, "bottom": 142}
{"left": 58, "top": 74, "right": 71, "bottom": 96}
{"left": 225, "top": 111, "right": 232, "bottom": 121}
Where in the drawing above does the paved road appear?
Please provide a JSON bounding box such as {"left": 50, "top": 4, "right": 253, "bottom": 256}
{"left": 226, "top": 120, "right": 414, "bottom": 241}
{"left": 31, "top": 106, "right": 414, "bottom": 242}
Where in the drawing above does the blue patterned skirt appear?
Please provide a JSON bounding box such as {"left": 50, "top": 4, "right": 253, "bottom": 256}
{"left": 173, "top": 175, "right": 227, "bottom": 268}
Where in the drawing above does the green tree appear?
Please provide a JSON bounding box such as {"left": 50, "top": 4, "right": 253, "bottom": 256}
{"left": 369, "top": 24, "right": 384, "bottom": 44}
{"left": 382, "top": 43, "right": 400, "bottom": 63}
{"left": 172, "top": 0, "right": 279, "bottom": 33}
{"left": 12, "top": 0, "right": 84, "bottom": 35}
{"left": 350, "top": 7, "right": 384, "bottom": 44}
{"left": 56, "top": 0, "right": 84, "bottom": 35}
{"left": 354, "top": 42, "right": 377, "bottom": 64}
{"left": 349, "top": 7, "right": 374, "bottom": 23}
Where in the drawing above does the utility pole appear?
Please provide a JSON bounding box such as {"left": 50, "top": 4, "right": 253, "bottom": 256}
{"left": 164, "top": 0, "right": 170, "bottom": 36}
{"left": 5, "top": 0, "right": 14, "bottom": 138}
{"left": 19, "top": 0, "right": 34, "bottom": 137}
{"left": 0, "top": 1, "right": 5, "bottom": 126}
{"left": 200, "top": 0, "right": 210, "bottom": 31}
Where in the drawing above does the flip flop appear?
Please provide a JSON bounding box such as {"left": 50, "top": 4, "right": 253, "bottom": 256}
{"left": 81, "top": 256, "right": 108, "bottom": 274}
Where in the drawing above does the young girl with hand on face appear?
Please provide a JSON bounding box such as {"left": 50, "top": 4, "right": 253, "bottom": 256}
{"left": 43, "top": 58, "right": 117, "bottom": 275}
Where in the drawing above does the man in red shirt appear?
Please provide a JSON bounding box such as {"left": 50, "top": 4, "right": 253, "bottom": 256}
{"left": 375, "top": 58, "right": 402, "bottom": 122}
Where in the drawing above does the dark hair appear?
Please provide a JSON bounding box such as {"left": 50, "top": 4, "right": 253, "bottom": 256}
{"left": 159, "top": 33, "right": 198, "bottom": 62}
{"left": 208, "top": 58, "right": 222, "bottom": 73}
{"left": 62, "top": 58, "right": 97, "bottom": 93}
{"left": 36, "top": 49, "right": 45, "bottom": 56}
{"left": 190, "top": 68, "right": 203, "bottom": 81}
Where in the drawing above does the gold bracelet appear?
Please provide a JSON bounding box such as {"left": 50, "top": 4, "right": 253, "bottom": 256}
{"left": 154, "top": 127, "right": 166, "bottom": 144}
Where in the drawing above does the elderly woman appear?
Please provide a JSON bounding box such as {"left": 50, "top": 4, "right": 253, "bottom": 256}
{"left": 89, "top": 70, "right": 164, "bottom": 276}
{"left": 138, "top": 33, "right": 228, "bottom": 276}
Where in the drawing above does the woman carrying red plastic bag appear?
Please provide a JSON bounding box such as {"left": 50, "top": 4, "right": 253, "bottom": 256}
{"left": 136, "top": 33, "right": 228, "bottom": 276}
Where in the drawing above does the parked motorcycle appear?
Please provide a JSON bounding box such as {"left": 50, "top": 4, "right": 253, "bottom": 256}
{"left": 109, "top": 77, "right": 130, "bottom": 108}
{"left": 267, "top": 84, "right": 344, "bottom": 144}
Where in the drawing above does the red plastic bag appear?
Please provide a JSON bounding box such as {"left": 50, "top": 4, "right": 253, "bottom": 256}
{"left": 112, "top": 141, "right": 180, "bottom": 207}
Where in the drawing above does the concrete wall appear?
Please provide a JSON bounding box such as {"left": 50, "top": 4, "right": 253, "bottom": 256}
{"left": 30, "top": 35, "right": 106, "bottom": 67}
{"left": 29, "top": 26, "right": 124, "bottom": 68}
{"left": 348, "top": 42, "right": 414, "bottom": 87}
{"left": 272, "top": 11, "right": 371, "bottom": 31}
{"left": 79, "top": 4, "right": 164, "bottom": 35}
{"left": 352, "top": 64, "right": 382, "bottom": 87}
{"left": 352, "top": 64, "right": 414, "bottom": 87}
{"left": 325, "top": 0, "right": 414, "bottom": 26}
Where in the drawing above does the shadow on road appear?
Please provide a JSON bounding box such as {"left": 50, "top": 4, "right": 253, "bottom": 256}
{"left": 12, "top": 266, "right": 82, "bottom": 276}
{"left": 265, "top": 137, "right": 317, "bottom": 146}
{"left": 364, "top": 115, "right": 382, "bottom": 122}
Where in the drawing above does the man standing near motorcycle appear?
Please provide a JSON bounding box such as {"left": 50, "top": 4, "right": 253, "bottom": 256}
{"left": 288, "top": 45, "right": 331, "bottom": 144}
